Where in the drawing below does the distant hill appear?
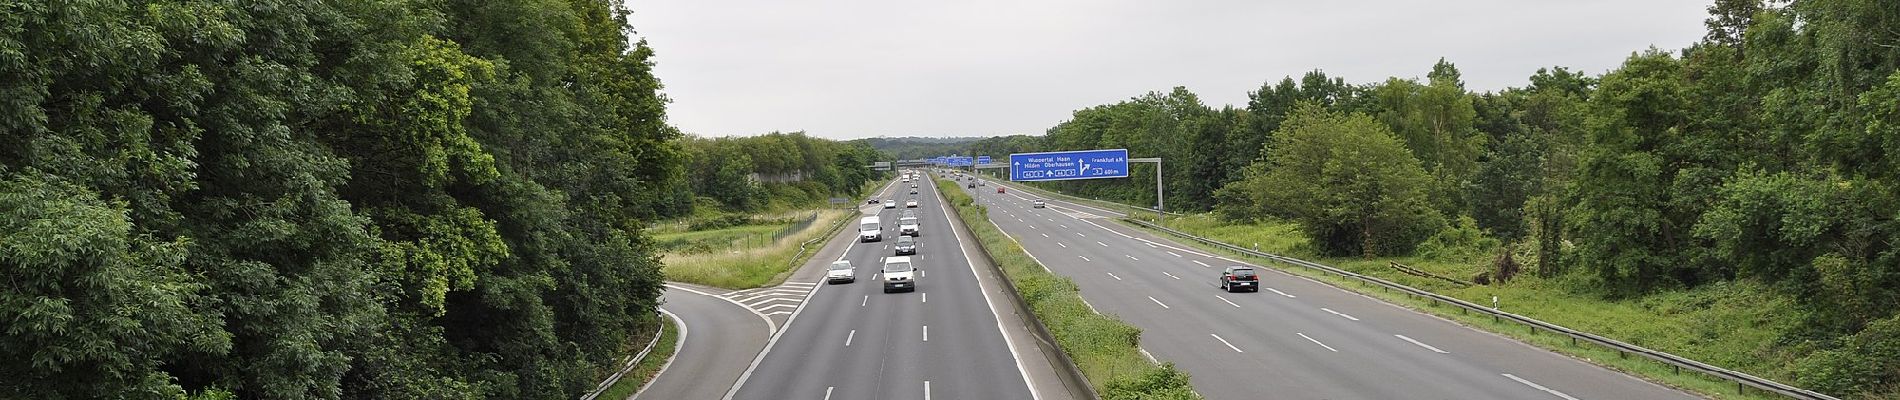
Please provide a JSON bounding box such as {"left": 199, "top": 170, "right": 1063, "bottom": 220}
{"left": 863, "top": 136, "right": 986, "bottom": 160}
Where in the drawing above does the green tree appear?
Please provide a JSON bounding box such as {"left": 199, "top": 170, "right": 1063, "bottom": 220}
{"left": 1217, "top": 104, "right": 1443, "bottom": 257}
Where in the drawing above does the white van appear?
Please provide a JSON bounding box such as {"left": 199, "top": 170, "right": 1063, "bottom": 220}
{"left": 898, "top": 216, "right": 920, "bottom": 236}
{"left": 881, "top": 256, "right": 917, "bottom": 293}
{"left": 858, "top": 216, "right": 882, "bottom": 242}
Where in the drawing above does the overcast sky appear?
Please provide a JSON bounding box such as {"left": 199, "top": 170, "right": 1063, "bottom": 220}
{"left": 626, "top": 1, "right": 1712, "bottom": 140}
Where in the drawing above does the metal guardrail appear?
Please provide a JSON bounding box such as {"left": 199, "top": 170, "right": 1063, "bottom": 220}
{"left": 1122, "top": 218, "right": 1839, "bottom": 400}
{"left": 785, "top": 211, "right": 853, "bottom": 271}
{"left": 937, "top": 178, "right": 1100, "bottom": 400}
{"left": 580, "top": 311, "right": 668, "bottom": 400}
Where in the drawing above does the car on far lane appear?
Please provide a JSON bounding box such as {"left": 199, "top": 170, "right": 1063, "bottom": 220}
{"left": 894, "top": 236, "right": 917, "bottom": 255}
{"left": 826, "top": 260, "right": 856, "bottom": 284}
{"left": 905, "top": 199, "right": 919, "bottom": 208}
{"left": 1219, "top": 266, "right": 1259, "bottom": 292}
{"left": 967, "top": 182, "right": 975, "bottom": 188}
{"left": 1032, "top": 199, "right": 1045, "bottom": 208}
{"left": 996, "top": 187, "right": 1005, "bottom": 194}
{"left": 910, "top": 187, "right": 918, "bottom": 194}
{"left": 884, "top": 199, "right": 897, "bottom": 209}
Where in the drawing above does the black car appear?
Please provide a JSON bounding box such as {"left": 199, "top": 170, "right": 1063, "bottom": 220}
{"left": 894, "top": 236, "right": 917, "bottom": 255}
{"left": 1219, "top": 266, "right": 1259, "bottom": 292}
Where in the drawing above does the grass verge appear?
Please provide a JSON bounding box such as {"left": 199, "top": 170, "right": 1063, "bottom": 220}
{"left": 935, "top": 178, "right": 1199, "bottom": 400}
{"left": 660, "top": 209, "right": 853, "bottom": 289}
{"left": 1134, "top": 214, "right": 1795, "bottom": 400}
{"left": 595, "top": 312, "right": 680, "bottom": 400}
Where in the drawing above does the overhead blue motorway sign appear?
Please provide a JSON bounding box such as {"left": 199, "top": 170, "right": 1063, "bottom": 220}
{"left": 948, "top": 156, "right": 973, "bottom": 166}
{"left": 1009, "top": 149, "right": 1129, "bottom": 181}
{"left": 976, "top": 156, "right": 991, "bottom": 165}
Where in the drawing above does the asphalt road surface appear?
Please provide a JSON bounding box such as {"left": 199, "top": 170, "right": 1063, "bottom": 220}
{"left": 634, "top": 285, "right": 771, "bottom": 400}
{"left": 727, "top": 173, "right": 1040, "bottom": 400}
{"left": 966, "top": 178, "right": 1699, "bottom": 400}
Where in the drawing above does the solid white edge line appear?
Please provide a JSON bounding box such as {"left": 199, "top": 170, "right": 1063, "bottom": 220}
{"left": 1502, "top": 373, "right": 1581, "bottom": 400}
{"left": 1148, "top": 296, "right": 1170, "bottom": 309}
{"left": 1211, "top": 333, "right": 1244, "bottom": 353}
{"left": 1395, "top": 334, "right": 1450, "bottom": 354}
{"left": 717, "top": 177, "right": 884, "bottom": 400}
{"left": 939, "top": 184, "right": 1042, "bottom": 400}
{"left": 664, "top": 284, "right": 778, "bottom": 335}
{"left": 629, "top": 308, "right": 687, "bottom": 400}
{"left": 1297, "top": 332, "right": 1339, "bottom": 352}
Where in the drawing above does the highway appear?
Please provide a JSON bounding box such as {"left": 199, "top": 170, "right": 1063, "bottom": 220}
{"left": 726, "top": 172, "right": 1045, "bottom": 400}
{"left": 959, "top": 177, "right": 1700, "bottom": 400}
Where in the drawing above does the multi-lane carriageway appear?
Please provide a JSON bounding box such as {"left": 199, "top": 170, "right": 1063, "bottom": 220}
{"left": 725, "top": 172, "right": 1052, "bottom": 400}
{"left": 962, "top": 179, "right": 1702, "bottom": 400}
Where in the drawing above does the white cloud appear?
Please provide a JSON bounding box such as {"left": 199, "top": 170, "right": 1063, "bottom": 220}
{"left": 627, "top": 0, "right": 1712, "bottom": 139}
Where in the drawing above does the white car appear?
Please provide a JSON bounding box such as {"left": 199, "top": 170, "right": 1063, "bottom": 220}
{"left": 905, "top": 199, "right": 919, "bottom": 208}
{"left": 882, "top": 256, "right": 918, "bottom": 293}
{"left": 898, "top": 216, "right": 920, "bottom": 236}
{"left": 1032, "top": 199, "right": 1045, "bottom": 208}
{"left": 884, "top": 199, "right": 897, "bottom": 209}
{"left": 826, "top": 260, "right": 856, "bottom": 284}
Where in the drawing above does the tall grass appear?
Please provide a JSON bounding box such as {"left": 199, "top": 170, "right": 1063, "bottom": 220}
{"left": 1141, "top": 213, "right": 1802, "bottom": 400}
{"left": 935, "top": 179, "right": 1199, "bottom": 400}
{"left": 660, "top": 209, "right": 852, "bottom": 289}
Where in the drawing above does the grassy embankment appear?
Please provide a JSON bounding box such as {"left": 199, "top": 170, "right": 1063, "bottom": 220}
{"left": 655, "top": 181, "right": 886, "bottom": 289}
{"left": 594, "top": 313, "right": 681, "bottom": 400}
{"left": 656, "top": 209, "right": 854, "bottom": 289}
{"left": 1136, "top": 213, "right": 1798, "bottom": 400}
{"left": 935, "top": 178, "right": 1199, "bottom": 400}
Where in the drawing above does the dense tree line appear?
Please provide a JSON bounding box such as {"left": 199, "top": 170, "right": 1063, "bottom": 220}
{"left": 1001, "top": 1, "right": 1900, "bottom": 395}
{"left": 2, "top": 0, "right": 679, "bottom": 398}
{"left": 681, "top": 132, "right": 886, "bottom": 212}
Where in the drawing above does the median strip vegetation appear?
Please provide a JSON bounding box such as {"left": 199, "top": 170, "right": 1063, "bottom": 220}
{"left": 935, "top": 179, "right": 1200, "bottom": 400}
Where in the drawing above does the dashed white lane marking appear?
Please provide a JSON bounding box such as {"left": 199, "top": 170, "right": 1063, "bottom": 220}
{"left": 1041, "top": 233, "right": 1050, "bottom": 238}
{"left": 1298, "top": 332, "right": 1339, "bottom": 352}
{"left": 923, "top": 325, "right": 929, "bottom": 342}
{"left": 1148, "top": 296, "right": 1170, "bottom": 309}
{"left": 1097, "top": 241, "right": 1107, "bottom": 247}
{"left": 824, "top": 386, "right": 834, "bottom": 400}
{"left": 1216, "top": 295, "right": 1241, "bottom": 308}
{"left": 1322, "top": 308, "right": 1360, "bottom": 321}
{"left": 922, "top": 292, "right": 927, "bottom": 303}
{"left": 1268, "top": 288, "right": 1296, "bottom": 298}
{"left": 1126, "top": 254, "right": 1139, "bottom": 261}
{"left": 1080, "top": 256, "right": 1091, "bottom": 262}
{"left": 1167, "top": 251, "right": 1181, "bottom": 258}
{"left": 1077, "top": 232, "right": 1086, "bottom": 237}
{"left": 1502, "top": 374, "right": 1580, "bottom": 400}
{"left": 1057, "top": 242, "right": 1067, "bottom": 248}
{"left": 861, "top": 295, "right": 868, "bottom": 307}
{"left": 1145, "top": 242, "right": 1158, "bottom": 248}
{"left": 1107, "top": 272, "right": 1123, "bottom": 281}
{"left": 1396, "top": 334, "right": 1450, "bottom": 354}
{"left": 924, "top": 380, "right": 933, "bottom": 400}
{"left": 845, "top": 330, "right": 856, "bottom": 346}
{"left": 1059, "top": 224, "right": 1069, "bottom": 229}
{"left": 1192, "top": 260, "right": 1210, "bottom": 268}
{"left": 1211, "top": 334, "right": 1244, "bottom": 353}
{"left": 1162, "top": 271, "right": 1180, "bottom": 280}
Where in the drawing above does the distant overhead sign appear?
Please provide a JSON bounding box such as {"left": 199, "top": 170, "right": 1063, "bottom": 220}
{"left": 947, "top": 156, "right": 973, "bottom": 166}
{"left": 976, "top": 156, "right": 991, "bottom": 165}
{"left": 1009, "top": 149, "right": 1130, "bottom": 182}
